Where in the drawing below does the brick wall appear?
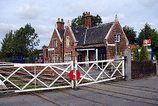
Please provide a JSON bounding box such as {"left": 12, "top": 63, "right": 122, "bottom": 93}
{"left": 63, "top": 26, "right": 77, "bottom": 62}
{"left": 47, "top": 29, "right": 62, "bottom": 62}
{"left": 106, "top": 21, "right": 128, "bottom": 59}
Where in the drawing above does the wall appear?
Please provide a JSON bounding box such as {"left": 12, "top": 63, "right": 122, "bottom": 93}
{"left": 63, "top": 26, "right": 77, "bottom": 62}
{"left": 106, "top": 22, "right": 128, "bottom": 59}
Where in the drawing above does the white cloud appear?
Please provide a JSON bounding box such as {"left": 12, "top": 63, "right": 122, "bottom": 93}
{"left": 0, "top": 23, "right": 20, "bottom": 34}
{"left": 138, "top": 0, "right": 158, "bottom": 8}
{"left": 0, "top": 0, "right": 158, "bottom": 49}
{"left": 34, "top": 25, "right": 53, "bottom": 38}
{"left": 15, "top": 4, "right": 39, "bottom": 19}
{"left": 0, "top": 23, "right": 20, "bottom": 49}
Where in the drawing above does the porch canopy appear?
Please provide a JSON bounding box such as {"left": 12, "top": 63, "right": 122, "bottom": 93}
{"left": 75, "top": 46, "right": 106, "bottom": 62}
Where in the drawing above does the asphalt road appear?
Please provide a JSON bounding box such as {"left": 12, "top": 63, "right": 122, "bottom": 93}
{"left": 0, "top": 76, "right": 158, "bottom": 106}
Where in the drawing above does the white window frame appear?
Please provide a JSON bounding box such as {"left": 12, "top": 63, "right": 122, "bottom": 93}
{"left": 52, "top": 54, "right": 58, "bottom": 63}
{"left": 52, "top": 39, "right": 57, "bottom": 48}
{"left": 66, "top": 36, "right": 69, "bottom": 48}
{"left": 114, "top": 34, "right": 120, "bottom": 42}
{"left": 64, "top": 53, "right": 71, "bottom": 62}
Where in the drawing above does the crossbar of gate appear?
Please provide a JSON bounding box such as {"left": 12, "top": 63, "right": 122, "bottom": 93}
{"left": 0, "top": 61, "right": 74, "bottom": 92}
{"left": 75, "top": 57, "right": 125, "bottom": 87}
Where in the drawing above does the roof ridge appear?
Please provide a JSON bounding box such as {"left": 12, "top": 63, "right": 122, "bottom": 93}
{"left": 88, "top": 22, "right": 114, "bottom": 29}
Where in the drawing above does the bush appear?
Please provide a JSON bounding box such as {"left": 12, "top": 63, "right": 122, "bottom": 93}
{"left": 139, "top": 45, "right": 149, "bottom": 61}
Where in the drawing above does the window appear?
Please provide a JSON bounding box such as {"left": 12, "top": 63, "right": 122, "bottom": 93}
{"left": 52, "top": 54, "right": 58, "bottom": 63}
{"left": 66, "top": 36, "right": 69, "bottom": 48}
{"left": 52, "top": 39, "right": 57, "bottom": 48}
{"left": 114, "top": 34, "right": 120, "bottom": 42}
{"left": 64, "top": 53, "right": 71, "bottom": 62}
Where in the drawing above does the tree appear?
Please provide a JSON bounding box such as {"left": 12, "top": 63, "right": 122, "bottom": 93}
{"left": 138, "top": 23, "right": 158, "bottom": 60}
{"left": 123, "top": 25, "right": 137, "bottom": 44}
{"left": 139, "top": 45, "right": 149, "bottom": 61}
{"left": 138, "top": 23, "right": 151, "bottom": 46}
{"left": 1, "top": 30, "right": 14, "bottom": 57}
{"left": 1, "top": 24, "right": 40, "bottom": 61}
{"left": 71, "top": 12, "right": 102, "bottom": 27}
{"left": 12, "top": 24, "right": 39, "bottom": 56}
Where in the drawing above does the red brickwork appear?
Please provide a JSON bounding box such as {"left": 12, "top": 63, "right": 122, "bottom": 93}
{"left": 57, "top": 18, "right": 64, "bottom": 30}
{"left": 106, "top": 21, "right": 128, "bottom": 59}
{"left": 43, "top": 29, "right": 62, "bottom": 62}
{"left": 43, "top": 14, "right": 129, "bottom": 62}
{"left": 63, "top": 26, "right": 77, "bottom": 62}
{"left": 85, "top": 12, "right": 92, "bottom": 28}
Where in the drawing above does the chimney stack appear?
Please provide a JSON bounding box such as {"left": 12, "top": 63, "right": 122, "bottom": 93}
{"left": 57, "top": 18, "right": 64, "bottom": 30}
{"left": 85, "top": 12, "right": 92, "bottom": 28}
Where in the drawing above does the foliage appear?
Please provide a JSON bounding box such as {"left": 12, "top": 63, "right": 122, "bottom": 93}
{"left": 132, "top": 46, "right": 140, "bottom": 61}
{"left": 110, "top": 42, "right": 126, "bottom": 58}
{"left": 139, "top": 45, "right": 149, "bottom": 61}
{"left": 71, "top": 12, "right": 102, "bottom": 27}
{"left": 1, "top": 24, "right": 40, "bottom": 62}
{"left": 138, "top": 23, "right": 158, "bottom": 60}
{"left": 123, "top": 25, "right": 137, "bottom": 44}
{"left": 1, "top": 30, "right": 14, "bottom": 57}
{"left": 138, "top": 23, "right": 151, "bottom": 46}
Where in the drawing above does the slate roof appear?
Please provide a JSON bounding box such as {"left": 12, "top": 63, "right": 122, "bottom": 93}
{"left": 58, "top": 29, "right": 65, "bottom": 39}
{"left": 71, "top": 22, "right": 114, "bottom": 45}
{"left": 71, "top": 27, "right": 86, "bottom": 44}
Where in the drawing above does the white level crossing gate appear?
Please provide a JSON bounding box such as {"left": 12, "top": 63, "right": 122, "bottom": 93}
{"left": 0, "top": 58, "right": 125, "bottom": 92}
{"left": 0, "top": 62, "right": 74, "bottom": 92}
{"left": 75, "top": 57, "right": 125, "bottom": 87}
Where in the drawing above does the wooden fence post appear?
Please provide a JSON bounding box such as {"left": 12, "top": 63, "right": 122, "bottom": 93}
{"left": 124, "top": 49, "right": 131, "bottom": 80}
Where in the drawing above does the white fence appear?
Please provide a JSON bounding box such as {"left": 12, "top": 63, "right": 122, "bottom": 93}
{"left": 75, "top": 57, "right": 125, "bottom": 87}
{"left": 0, "top": 58, "right": 125, "bottom": 92}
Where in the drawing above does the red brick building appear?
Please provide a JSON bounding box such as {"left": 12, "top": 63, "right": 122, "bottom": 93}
{"left": 43, "top": 12, "right": 129, "bottom": 63}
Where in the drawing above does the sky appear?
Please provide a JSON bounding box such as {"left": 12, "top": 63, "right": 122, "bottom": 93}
{"left": 0, "top": 0, "right": 158, "bottom": 49}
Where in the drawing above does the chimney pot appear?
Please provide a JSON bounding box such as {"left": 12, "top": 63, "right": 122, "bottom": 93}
{"left": 58, "top": 18, "right": 60, "bottom": 22}
{"left": 85, "top": 12, "right": 92, "bottom": 28}
{"left": 61, "top": 18, "right": 63, "bottom": 22}
{"left": 57, "top": 18, "right": 64, "bottom": 30}
{"left": 86, "top": 12, "right": 88, "bottom": 15}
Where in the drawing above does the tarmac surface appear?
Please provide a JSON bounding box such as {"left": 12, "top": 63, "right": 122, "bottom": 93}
{"left": 0, "top": 76, "right": 158, "bottom": 106}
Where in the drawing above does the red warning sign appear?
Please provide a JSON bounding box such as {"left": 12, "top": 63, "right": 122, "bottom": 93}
{"left": 45, "top": 57, "right": 48, "bottom": 61}
{"left": 69, "top": 70, "right": 73, "bottom": 80}
{"left": 76, "top": 70, "right": 80, "bottom": 80}
{"left": 69, "top": 70, "right": 80, "bottom": 80}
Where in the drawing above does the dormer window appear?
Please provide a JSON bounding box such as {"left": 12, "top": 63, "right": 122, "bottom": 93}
{"left": 114, "top": 34, "right": 120, "bottom": 42}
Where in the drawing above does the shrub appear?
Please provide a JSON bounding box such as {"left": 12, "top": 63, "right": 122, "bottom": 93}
{"left": 139, "top": 45, "right": 149, "bottom": 61}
